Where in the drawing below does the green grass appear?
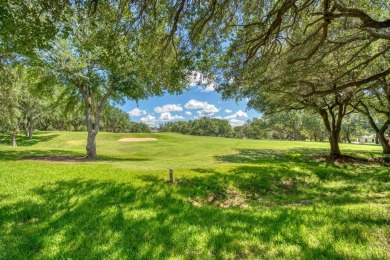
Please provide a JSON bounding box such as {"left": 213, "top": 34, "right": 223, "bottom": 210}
{"left": 0, "top": 131, "right": 389, "bottom": 259}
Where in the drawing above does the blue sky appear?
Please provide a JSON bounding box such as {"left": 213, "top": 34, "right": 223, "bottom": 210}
{"left": 118, "top": 73, "right": 261, "bottom": 127}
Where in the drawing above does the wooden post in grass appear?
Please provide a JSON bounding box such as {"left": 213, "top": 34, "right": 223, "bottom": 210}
{"left": 169, "top": 168, "right": 174, "bottom": 183}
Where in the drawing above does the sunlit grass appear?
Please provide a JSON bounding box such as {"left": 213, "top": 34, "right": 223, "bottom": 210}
{"left": 0, "top": 131, "right": 389, "bottom": 259}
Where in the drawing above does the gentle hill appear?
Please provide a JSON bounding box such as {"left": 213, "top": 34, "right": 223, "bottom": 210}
{"left": 0, "top": 131, "right": 383, "bottom": 168}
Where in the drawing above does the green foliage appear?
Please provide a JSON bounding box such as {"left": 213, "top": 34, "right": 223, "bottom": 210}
{"left": 100, "top": 105, "right": 131, "bottom": 133}
{"left": 245, "top": 118, "right": 268, "bottom": 139}
{"left": 263, "top": 112, "right": 306, "bottom": 141}
{"left": 37, "top": 1, "right": 189, "bottom": 103}
{"left": 300, "top": 113, "right": 326, "bottom": 142}
{"left": 0, "top": 65, "right": 22, "bottom": 131}
{"left": 160, "top": 117, "right": 233, "bottom": 137}
{"left": 100, "top": 105, "right": 151, "bottom": 133}
{"left": 340, "top": 113, "right": 371, "bottom": 143}
{"left": 0, "top": 0, "right": 62, "bottom": 58}
{"left": 127, "top": 122, "right": 151, "bottom": 133}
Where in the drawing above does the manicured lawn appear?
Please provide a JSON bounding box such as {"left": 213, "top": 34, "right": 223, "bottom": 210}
{"left": 0, "top": 132, "right": 389, "bottom": 259}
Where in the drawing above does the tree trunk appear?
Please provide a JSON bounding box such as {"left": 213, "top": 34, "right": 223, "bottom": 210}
{"left": 363, "top": 108, "right": 390, "bottom": 154}
{"left": 24, "top": 118, "right": 29, "bottom": 137}
{"left": 86, "top": 130, "right": 97, "bottom": 158}
{"left": 319, "top": 108, "right": 343, "bottom": 158}
{"left": 82, "top": 84, "right": 112, "bottom": 158}
{"left": 329, "top": 131, "right": 342, "bottom": 158}
{"left": 357, "top": 102, "right": 390, "bottom": 154}
{"left": 346, "top": 127, "right": 351, "bottom": 143}
{"left": 378, "top": 130, "right": 390, "bottom": 154}
{"left": 29, "top": 118, "right": 33, "bottom": 140}
{"left": 84, "top": 103, "right": 98, "bottom": 158}
{"left": 11, "top": 126, "right": 19, "bottom": 147}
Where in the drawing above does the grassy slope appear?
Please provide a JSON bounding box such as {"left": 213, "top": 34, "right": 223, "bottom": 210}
{"left": 0, "top": 131, "right": 389, "bottom": 259}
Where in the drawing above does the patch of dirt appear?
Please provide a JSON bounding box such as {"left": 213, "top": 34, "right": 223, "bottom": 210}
{"left": 208, "top": 190, "right": 249, "bottom": 209}
{"left": 187, "top": 189, "right": 249, "bottom": 209}
{"left": 25, "top": 156, "right": 92, "bottom": 163}
{"left": 118, "top": 138, "right": 157, "bottom": 142}
{"left": 188, "top": 197, "right": 202, "bottom": 207}
{"left": 281, "top": 179, "right": 294, "bottom": 187}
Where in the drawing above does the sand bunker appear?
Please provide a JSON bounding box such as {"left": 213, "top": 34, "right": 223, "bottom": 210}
{"left": 119, "top": 137, "right": 157, "bottom": 142}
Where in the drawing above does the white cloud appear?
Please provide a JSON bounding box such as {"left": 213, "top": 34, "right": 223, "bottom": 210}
{"left": 188, "top": 71, "right": 216, "bottom": 92}
{"left": 140, "top": 115, "right": 156, "bottom": 125}
{"left": 160, "top": 112, "right": 184, "bottom": 121}
{"left": 154, "top": 104, "right": 183, "bottom": 113}
{"left": 214, "top": 116, "right": 222, "bottom": 119}
{"left": 185, "top": 100, "right": 208, "bottom": 109}
{"left": 128, "top": 108, "right": 147, "bottom": 117}
{"left": 202, "top": 82, "right": 215, "bottom": 92}
{"left": 197, "top": 109, "right": 218, "bottom": 116}
{"left": 185, "top": 99, "right": 219, "bottom": 116}
{"left": 188, "top": 71, "right": 208, "bottom": 86}
{"left": 185, "top": 111, "right": 192, "bottom": 115}
{"left": 225, "top": 109, "right": 232, "bottom": 113}
{"left": 224, "top": 110, "right": 248, "bottom": 120}
{"left": 229, "top": 119, "right": 245, "bottom": 127}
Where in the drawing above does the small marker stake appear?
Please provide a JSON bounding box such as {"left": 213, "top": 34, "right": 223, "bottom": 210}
{"left": 169, "top": 168, "right": 174, "bottom": 183}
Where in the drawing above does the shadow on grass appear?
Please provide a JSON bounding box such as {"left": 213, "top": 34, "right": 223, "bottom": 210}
{"left": 170, "top": 165, "right": 389, "bottom": 207}
{"left": 160, "top": 148, "right": 390, "bottom": 207}
{"left": 95, "top": 155, "right": 151, "bottom": 162}
{"left": 0, "top": 150, "right": 150, "bottom": 162}
{"left": 216, "top": 148, "right": 390, "bottom": 167}
{"left": 0, "top": 149, "right": 84, "bottom": 161}
{"left": 12, "top": 134, "right": 59, "bottom": 147}
{"left": 1, "top": 179, "right": 387, "bottom": 259}
{"left": 215, "top": 148, "right": 314, "bottom": 163}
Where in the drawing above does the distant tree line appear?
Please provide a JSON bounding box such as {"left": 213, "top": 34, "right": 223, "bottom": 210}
{"left": 160, "top": 111, "right": 376, "bottom": 143}
{"left": 160, "top": 117, "right": 233, "bottom": 137}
